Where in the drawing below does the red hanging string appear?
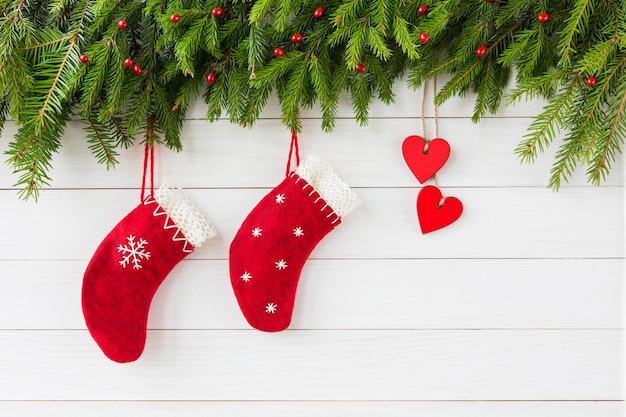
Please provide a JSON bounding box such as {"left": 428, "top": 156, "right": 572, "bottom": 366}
{"left": 140, "top": 143, "right": 155, "bottom": 201}
{"left": 285, "top": 129, "right": 300, "bottom": 176}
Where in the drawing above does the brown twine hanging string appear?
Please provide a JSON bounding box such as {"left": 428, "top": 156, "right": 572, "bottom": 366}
{"left": 421, "top": 78, "right": 446, "bottom": 207}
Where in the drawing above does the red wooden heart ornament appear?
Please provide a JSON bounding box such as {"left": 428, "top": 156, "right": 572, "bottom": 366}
{"left": 402, "top": 135, "right": 450, "bottom": 183}
{"left": 417, "top": 185, "right": 463, "bottom": 234}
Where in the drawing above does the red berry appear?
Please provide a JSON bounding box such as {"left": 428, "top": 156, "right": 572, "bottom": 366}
{"left": 356, "top": 63, "right": 366, "bottom": 73}
{"left": 586, "top": 76, "right": 597, "bottom": 87}
{"left": 419, "top": 32, "right": 429, "bottom": 43}
{"left": 485, "top": 0, "right": 494, "bottom": 2}
{"left": 132, "top": 64, "right": 142, "bottom": 75}
{"left": 314, "top": 6, "right": 324, "bottom": 18}
{"left": 170, "top": 13, "right": 180, "bottom": 23}
{"left": 418, "top": 5, "right": 428, "bottom": 15}
{"left": 274, "top": 47, "right": 285, "bottom": 57}
{"left": 211, "top": 7, "right": 224, "bottom": 17}
{"left": 117, "top": 19, "right": 127, "bottom": 29}
{"left": 79, "top": 54, "right": 89, "bottom": 64}
{"left": 123, "top": 58, "right": 133, "bottom": 68}
{"left": 291, "top": 33, "right": 303, "bottom": 43}
{"left": 476, "top": 45, "right": 487, "bottom": 57}
{"left": 538, "top": 13, "right": 550, "bottom": 23}
{"left": 206, "top": 71, "right": 216, "bottom": 84}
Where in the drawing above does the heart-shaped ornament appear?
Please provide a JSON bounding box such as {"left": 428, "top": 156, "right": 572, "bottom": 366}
{"left": 417, "top": 185, "right": 463, "bottom": 234}
{"left": 402, "top": 135, "right": 450, "bottom": 183}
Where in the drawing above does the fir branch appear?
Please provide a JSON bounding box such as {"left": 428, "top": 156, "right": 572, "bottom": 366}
{"left": 589, "top": 86, "right": 626, "bottom": 184}
{"left": 549, "top": 56, "right": 626, "bottom": 189}
{"left": 349, "top": 65, "right": 371, "bottom": 126}
{"left": 559, "top": 0, "right": 593, "bottom": 68}
{"left": 280, "top": 55, "right": 307, "bottom": 131}
{"left": 332, "top": 0, "right": 367, "bottom": 26}
{"left": 435, "top": 60, "right": 481, "bottom": 105}
{"left": 472, "top": 55, "right": 495, "bottom": 122}
{"left": 249, "top": 0, "right": 274, "bottom": 24}
{"left": 515, "top": 78, "right": 577, "bottom": 164}
{"left": 85, "top": 115, "right": 119, "bottom": 168}
{"left": 392, "top": 17, "right": 419, "bottom": 61}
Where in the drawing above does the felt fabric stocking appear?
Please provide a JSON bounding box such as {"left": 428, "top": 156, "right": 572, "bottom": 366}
{"left": 82, "top": 184, "right": 216, "bottom": 362}
{"left": 229, "top": 156, "right": 360, "bottom": 332}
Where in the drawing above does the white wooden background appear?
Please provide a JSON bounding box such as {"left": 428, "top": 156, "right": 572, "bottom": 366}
{"left": 0, "top": 81, "right": 623, "bottom": 416}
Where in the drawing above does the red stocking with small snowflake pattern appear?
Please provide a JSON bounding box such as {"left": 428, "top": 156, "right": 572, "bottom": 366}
{"left": 82, "top": 184, "right": 216, "bottom": 362}
{"left": 229, "top": 156, "right": 360, "bottom": 332}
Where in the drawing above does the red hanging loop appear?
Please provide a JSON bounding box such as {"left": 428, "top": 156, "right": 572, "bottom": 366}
{"left": 140, "top": 143, "right": 155, "bottom": 201}
{"left": 285, "top": 129, "right": 301, "bottom": 176}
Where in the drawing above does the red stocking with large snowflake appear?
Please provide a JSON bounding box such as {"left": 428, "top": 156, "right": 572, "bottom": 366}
{"left": 82, "top": 184, "right": 216, "bottom": 362}
{"left": 229, "top": 156, "right": 360, "bottom": 332}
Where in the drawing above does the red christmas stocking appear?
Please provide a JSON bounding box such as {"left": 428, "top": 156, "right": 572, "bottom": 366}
{"left": 229, "top": 156, "right": 360, "bottom": 332}
{"left": 82, "top": 184, "right": 216, "bottom": 362}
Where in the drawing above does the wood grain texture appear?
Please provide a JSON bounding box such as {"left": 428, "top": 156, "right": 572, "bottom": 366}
{"left": 0, "top": 401, "right": 622, "bottom": 417}
{"left": 0, "top": 81, "right": 622, "bottom": 416}
{"left": 1, "top": 118, "right": 623, "bottom": 190}
{"left": 0, "top": 259, "right": 622, "bottom": 329}
{"left": 0, "top": 330, "right": 621, "bottom": 400}
{"left": 0, "top": 187, "right": 622, "bottom": 260}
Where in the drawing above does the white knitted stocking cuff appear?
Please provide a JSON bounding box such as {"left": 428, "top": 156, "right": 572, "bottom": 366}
{"left": 154, "top": 184, "right": 217, "bottom": 248}
{"left": 295, "top": 155, "right": 361, "bottom": 217}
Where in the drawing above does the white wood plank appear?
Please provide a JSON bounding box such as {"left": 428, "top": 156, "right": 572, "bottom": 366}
{"left": 1, "top": 118, "right": 622, "bottom": 189}
{"left": 0, "top": 330, "right": 619, "bottom": 400}
{"left": 0, "top": 259, "right": 621, "bottom": 330}
{"left": 0, "top": 187, "right": 621, "bottom": 260}
{"left": 0, "top": 400, "right": 622, "bottom": 417}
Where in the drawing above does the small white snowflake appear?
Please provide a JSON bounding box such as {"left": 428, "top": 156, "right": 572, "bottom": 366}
{"left": 275, "top": 193, "right": 286, "bottom": 204}
{"left": 252, "top": 227, "right": 263, "bottom": 237}
{"left": 265, "top": 303, "right": 277, "bottom": 314}
{"left": 275, "top": 259, "right": 288, "bottom": 270}
{"left": 117, "top": 235, "right": 150, "bottom": 270}
{"left": 240, "top": 272, "right": 252, "bottom": 282}
{"left": 293, "top": 227, "right": 304, "bottom": 237}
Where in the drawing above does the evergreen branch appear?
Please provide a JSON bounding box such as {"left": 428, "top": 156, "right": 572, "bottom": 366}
{"left": 111, "top": 116, "right": 132, "bottom": 148}
{"left": 349, "top": 66, "right": 371, "bottom": 126}
{"left": 393, "top": 17, "right": 419, "bottom": 61}
{"left": 508, "top": 70, "right": 570, "bottom": 103}
{"left": 574, "top": 36, "right": 621, "bottom": 76}
{"left": 548, "top": 56, "right": 626, "bottom": 189}
{"left": 372, "top": 0, "right": 390, "bottom": 34}
{"left": 332, "top": 0, "right": 367, "bottom": 26}
{"left": 367, "top": 27, "right": 392, "bottom": 61}
{"left": 435, "top": 60, "right": 481, "bottom": 105}
{"left": 240, "top": 82, "right": 270, "bottom": 128}
{"left": 559, "top": 0, "right": 592, "bottom": 68}
{"left": 365, "top": 54, "right": 394, "bottom": 104}
{"left": 249, "top": 0, "right": 274, "bottom": 24}
{"left": 472, "top": 55, "right": 494, "bottom": 122}
{"left": 20, "top": 34, "right": 74, "bottom": 50}
{"left": 2, "top": 0, "right": 626, "bottom": 198}
{"left": 85, "top": 116, "right": 119, "bottom": 168}
{"left": 280, "top": 55, "right": 307, "bottom": 131}
{"left": 515, "top": 79, "right": 577, "bottom": 164}
{"left": 589, "top": 87, "right": 626, "bottom": 184}
{"left": 36, "top": 0, "right": 90, "bottom": 123}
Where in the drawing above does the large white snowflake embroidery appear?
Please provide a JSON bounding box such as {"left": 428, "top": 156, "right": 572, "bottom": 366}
{"left": 118, "top": 235, "right": 150, "bottom": 270}
{"left": 275, "top": 193, "right": 286, "bottom": 204}
{"left": 240, "top": 272, "right": 252, "bottom": 282}
{"left": 252, "top": 227, "right": 263, "bottom": 237}
{"left": 275, "top": 259, "right": 287, "bottom": 270}
{"left": 293, "top": 227, "right": 304, "bottom": 237}
{"left": 265, "top": 302, "right": 277, "bottom": 314}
